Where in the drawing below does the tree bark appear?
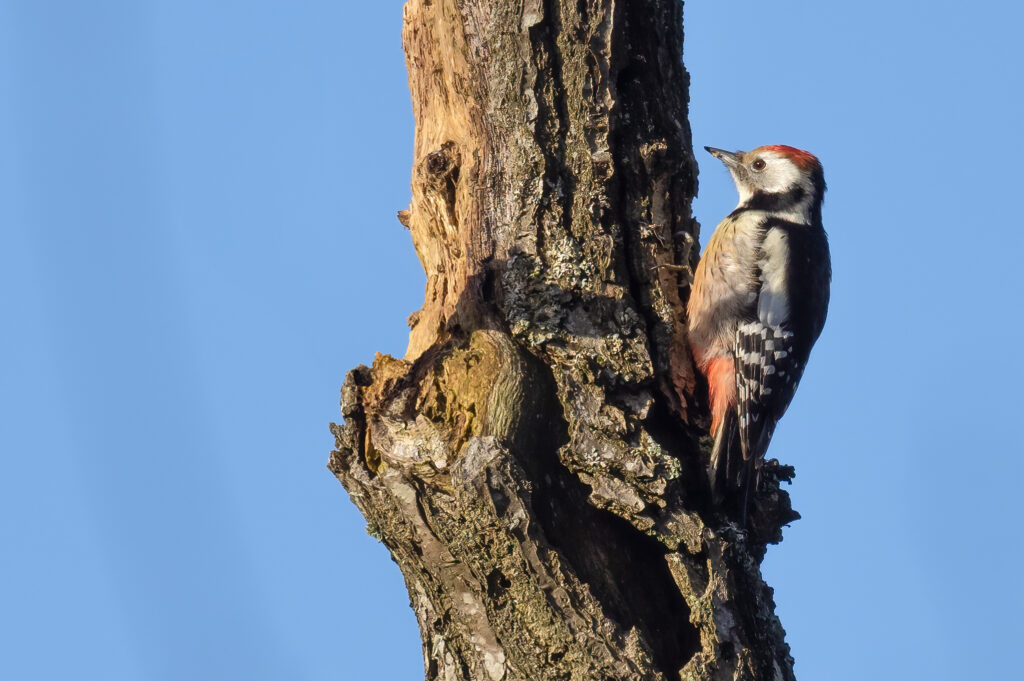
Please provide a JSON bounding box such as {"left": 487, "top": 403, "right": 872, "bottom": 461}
{"left": 329, "top": 2, "right": 799, "bottom": 679}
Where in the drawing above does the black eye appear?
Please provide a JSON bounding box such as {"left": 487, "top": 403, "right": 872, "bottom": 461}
{"left": 752, "top": 158, "right": 766, "bottom": 171}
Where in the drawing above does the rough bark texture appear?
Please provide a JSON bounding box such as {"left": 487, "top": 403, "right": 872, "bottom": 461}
{"left": 330, "top": 2, "right": 799, "bottom": 679}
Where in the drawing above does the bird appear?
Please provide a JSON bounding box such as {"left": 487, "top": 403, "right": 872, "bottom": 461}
{"left": 687, "top": 145, "right": 831, "bottom": 524}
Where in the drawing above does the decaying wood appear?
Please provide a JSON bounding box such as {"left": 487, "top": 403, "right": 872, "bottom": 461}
{"left": 330, "top": 2, "right": 800, "bottom": 679}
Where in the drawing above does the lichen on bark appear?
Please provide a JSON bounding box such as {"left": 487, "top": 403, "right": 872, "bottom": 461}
{"left": 330, "top": 1, "right": 799, "bottom": 679}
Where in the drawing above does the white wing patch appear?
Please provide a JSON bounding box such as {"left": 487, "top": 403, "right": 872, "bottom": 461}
{"left": 757, "top": 228, "right": 790, "bottom": 327}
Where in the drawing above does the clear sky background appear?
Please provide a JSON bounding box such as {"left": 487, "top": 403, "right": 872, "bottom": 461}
{"left": 2, "top": 1, "right": 1021, "bottom": 679}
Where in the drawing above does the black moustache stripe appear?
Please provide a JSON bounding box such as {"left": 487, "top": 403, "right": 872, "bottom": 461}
{"left": 729, "top": 186, "right": 807, "bottom": 217}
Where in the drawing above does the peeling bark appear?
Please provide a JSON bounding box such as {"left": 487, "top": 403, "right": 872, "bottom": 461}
{"left": 330, "top": 2, "right": 799, "bottom": 679}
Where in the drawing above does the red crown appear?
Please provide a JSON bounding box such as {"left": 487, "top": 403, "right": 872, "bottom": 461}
{"left": 755, "top": 145, "right": 820, "bottom": 170}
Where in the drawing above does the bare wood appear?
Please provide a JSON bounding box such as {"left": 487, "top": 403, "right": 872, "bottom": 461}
{"left": 330, "top": 2, "right": 799, "bottom": 679}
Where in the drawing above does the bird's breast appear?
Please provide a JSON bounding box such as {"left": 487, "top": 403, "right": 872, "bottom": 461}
{"left": 687, "top": 213, "right": 766, "bottom": 360}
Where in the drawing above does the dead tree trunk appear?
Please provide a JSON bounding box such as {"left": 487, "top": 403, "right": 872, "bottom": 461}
{"left": 330, "top": 2, "right": 799, "bottom": 679}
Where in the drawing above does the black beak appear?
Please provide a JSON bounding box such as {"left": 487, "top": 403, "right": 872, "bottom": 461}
{"left": 704, "top": 146, "right": 744, "bottom": 168}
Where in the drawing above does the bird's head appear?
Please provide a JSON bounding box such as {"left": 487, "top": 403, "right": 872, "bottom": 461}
{"left": 705, "top": 145, "right": 825, "bottom": 217}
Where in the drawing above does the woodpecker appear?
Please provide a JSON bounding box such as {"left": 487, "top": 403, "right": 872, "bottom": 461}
{"left": 687, "top": 145, "right": 831, "bottom": 523}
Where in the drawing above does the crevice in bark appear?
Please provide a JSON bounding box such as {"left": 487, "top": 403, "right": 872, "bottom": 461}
{"left": 529, "top": 1, "right": 576, "bottom": 264}
{"left": 640, "top": 399, "right": 709, "bottom": 511}
{"left": 512, "top": 356, "right": 700, "bottom": 676}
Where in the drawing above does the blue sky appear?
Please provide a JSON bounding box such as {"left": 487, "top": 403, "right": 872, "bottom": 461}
{"left": 1, "top": 1, "right": 1020, "bottom": 679}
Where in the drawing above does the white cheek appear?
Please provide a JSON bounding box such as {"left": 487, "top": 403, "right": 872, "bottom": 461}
{"left": 760, "top": 161, "right": 802, "bottom": 194}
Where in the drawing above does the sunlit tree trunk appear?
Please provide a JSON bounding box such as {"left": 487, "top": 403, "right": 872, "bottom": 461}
{"left": 330, "top": 2, "right": 799, "bottom": 678}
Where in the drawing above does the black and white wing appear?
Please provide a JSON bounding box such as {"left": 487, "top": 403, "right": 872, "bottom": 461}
{"left": 734, "top": 321, "right": 802, "bottom": 465}
{"left": 732, "top": 320, "right": 805, "bottom": 520}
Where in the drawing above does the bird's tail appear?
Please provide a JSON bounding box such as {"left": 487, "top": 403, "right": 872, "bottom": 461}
{"left": 708, "top": 409, "right": 739, "bottom": 506}
{"left": 738, "top": 446, "right": 756, "bottom": 527}
{"left": 737, "top": 418, "right": 775, "bottom": 526}
{"left": 710, "top": 409, "right": 769, "bottom": 526}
